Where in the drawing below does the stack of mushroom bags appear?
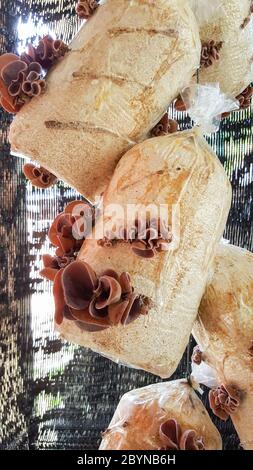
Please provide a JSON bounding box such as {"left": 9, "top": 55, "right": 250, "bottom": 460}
{"left": 3, "top": 0, "right": 253, "bottom": 451}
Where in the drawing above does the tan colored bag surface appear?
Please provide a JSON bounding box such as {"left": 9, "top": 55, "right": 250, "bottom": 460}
{"left": 57, "top": 129, "right": 231, "bottom": 377}
{"left": 9, "top": 0, "right": 200, "bottom": 200}
{"left": 193, "top": 243, "right": 253, "bottom": 449}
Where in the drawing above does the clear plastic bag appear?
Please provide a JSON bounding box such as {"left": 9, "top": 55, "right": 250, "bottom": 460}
{"left": 181, "top": 84, "right": 239, "bottom": 134}
{"left": 191, "top": 360, "right": 219, "bottom": 389}
{"left": 193, "top": 243, "right": 253, "bottom": 450}
{"left": 99, "top": 379, "right": 222, "bottom": 450}
{"left": 56, "top": 128, "right": 231, "bottom": 378}
{"left": 8, "top": 0, "right": 201, "bottom": 201}
{"left": 194, "top": 0, "right": 253, "bottom": 98}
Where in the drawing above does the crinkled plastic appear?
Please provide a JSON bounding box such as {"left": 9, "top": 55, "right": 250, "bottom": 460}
{"left": 189, "top": 0, "right": 223, "bottom": 25}
{"left": 193, "top": 243, "right": 253, "bottom": 450}
{"left": 191, "top": 360, "right": 219, "bottom": 389}
{"left": 221, "top": 237, "right": 231, "bottom": 245}
{"left": 8, "top": 0, "right": 201, "bottom": 201}
{"left": 57, "top": 128, "right": 231, "bottom": 378}
{"left": 99, "top": 379, "right": 222, "bottom": 450}
{"left": 181, "top": 84, "right": 239, "bottom": 134}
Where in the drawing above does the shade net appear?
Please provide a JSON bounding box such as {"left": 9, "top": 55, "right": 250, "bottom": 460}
{"left": 0, "top": 0, "right": 252, "bottom": 451}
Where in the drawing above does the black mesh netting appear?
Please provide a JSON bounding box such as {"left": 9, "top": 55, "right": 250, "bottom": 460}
{"left": 0, "top": 0, "right": 252, "bottom": 451}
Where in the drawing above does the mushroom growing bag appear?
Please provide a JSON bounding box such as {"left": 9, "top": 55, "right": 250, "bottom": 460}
{"left": 193, "top": 243, "right": 253, "bottom": 449}
{"left": 192, "top": 0, "right": 253, "bottom": 97}
{"left": 99, "top": 380, "right": 222, "bottom": 450}
{"left": 55, "top": 129, "right": 231, "bottom": 378}
{"left": 9, "top": 0, "right": 200, "bottom": 201}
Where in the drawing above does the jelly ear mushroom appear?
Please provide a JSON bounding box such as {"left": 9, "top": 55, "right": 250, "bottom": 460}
{"left": 23, "top": 163, "right": 57, "bottom": 189}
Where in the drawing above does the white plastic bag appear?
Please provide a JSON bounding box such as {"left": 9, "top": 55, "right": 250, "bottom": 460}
{"left": 191, "top": 360, "right": 219, "bottom": 389}
{"left": 181, "top": 83, "right": 239, "bottom": 134}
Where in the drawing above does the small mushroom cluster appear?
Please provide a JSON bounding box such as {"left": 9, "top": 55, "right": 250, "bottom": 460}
{"left": 209, "top": 384, "right": 240, "bottom": 421}
{"left": 76, "top": 0, "right": 99, "bottom": 20}
{"left": 0, "top": 35, "right": 68, "bottom": 114}
{"left": 0, "top": 54, "right": 45, "bottom": 113}
{"left": 40, "top": 200, "right": 94, "bottom": 282}
{"left": 151, "top": 113, "right": 179, "bottom": 137}
{"left": 23, "top": 163, "right": 58, "bottom": 189}
{"left": 200, "top": 40, "right": 223, "bottom": 69}
{"left": 159, "top": 419, "right": 205, "bottom": 451}
{"left": 53, "top": 260, "right": 151, "bottom": 331}
{"left": 98, "top": 218, "right": 172, "bottom": 259}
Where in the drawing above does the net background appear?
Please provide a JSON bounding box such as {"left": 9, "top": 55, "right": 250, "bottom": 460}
{"left": 0, "top": 0, "right": 252, "bottom": 450}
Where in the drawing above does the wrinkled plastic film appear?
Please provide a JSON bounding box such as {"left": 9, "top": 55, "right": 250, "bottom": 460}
{"left": 181, "top": 84, "right": 239, "bottom": 134}
{"left": 99, "top": 380, "right": 222, "bottom": 450}
{"left": 191, "top": 361, "right": 219, "bottom": 389}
